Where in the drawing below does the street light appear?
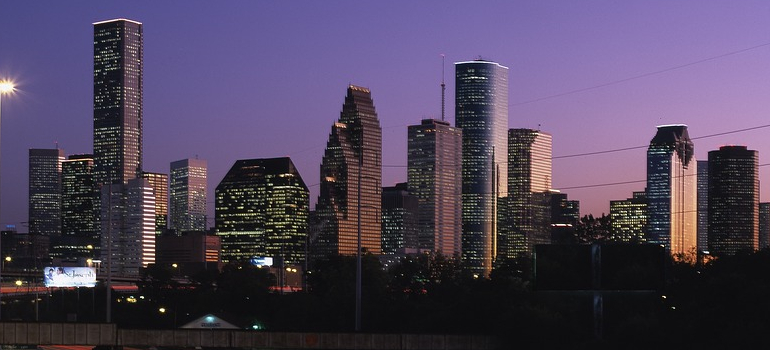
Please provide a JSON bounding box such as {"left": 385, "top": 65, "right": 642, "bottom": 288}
{"left": 0, "top": 80, "right": 15, "bottom": 322}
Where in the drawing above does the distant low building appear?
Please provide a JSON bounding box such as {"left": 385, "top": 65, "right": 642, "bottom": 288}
{"left": 156, "top": 230, "right": 220, "bottom": 274}
{"left": 610, "top": 191, "right": 647, "bottom": 243}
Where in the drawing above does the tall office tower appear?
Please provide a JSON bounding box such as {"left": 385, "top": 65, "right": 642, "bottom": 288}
{"left": 93, "top": 18, "right": 143, "bottom": 187}
{"left": 381, "top": 183, "right": 419, "bottom": 255}
{"left": 142, "top": 172, "right": 168, "bottom": 236}
{"left": 455, "top": 59, "right": 508, "bottom": 276}
{"left": 60, "top": 154, "right": 98, "bottom": 262}
{"left": 170, "top": 158, "right": 208, "bottom": 232}
{"left": 101, "top": 178, "right": 155, "bottom": 276}
{"left": 500, "top": 129, "right": 553, "bottom": 259}
{"left": 314, "top": 85, "right": 382, "bottom": 258}
{"left": 760, "top": 203, "right": 770, "bottom": 250}
{"left": 609, "top": 191, "right": 648, "bottom": 243}
{"left": 696, "top": 160, "right": 709, "bottom": 254}
{"left": 646, "top": 125, "right": 697, "bottom": 258}
{"left": 550, "top": 192, "right": 580, "bottom": 244}
{"left": 29, "top": 149, "right": 65, "bottom": 237}
{"left": 407, "top": 119, "right": 462, "bottom": 257}
{"left": 708, "top": 146, "right": 759, "bottom": 257}
{"left": 216, "top": 158, "right": 309, "bottom": 264}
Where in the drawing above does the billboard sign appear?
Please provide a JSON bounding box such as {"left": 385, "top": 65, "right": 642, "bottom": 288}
{"left": 250, "top": 257, "right": 273, "bottom": 267}
{"left": 43, "top": 267, "right": 97, "bottom": 288}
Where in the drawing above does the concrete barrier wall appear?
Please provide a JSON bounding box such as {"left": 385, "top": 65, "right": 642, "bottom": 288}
{"left": 0, "top": 323, "right": 498, "bottom": 350}
{"left": 0, "top": 323, "right": 116, "bottom": 345}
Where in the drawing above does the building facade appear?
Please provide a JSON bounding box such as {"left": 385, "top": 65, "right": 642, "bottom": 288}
{"left": 156, "top": 231, "right": 221, "bottom": 274}
{"left": 455, "top": 60, "right": 508, "bottom": 276}
{"left": 500, "top": 129, "right": 552, "bottom": 259}
{"left": 646, "top": 124, "right": 697, "bottom": 258}
{"left": 609, "top": 191, "right": 648, "bottom": 243}
{"left": 170, "top": 158, "right": 207, "bottom": 232}
{"left": 313, "top": 85, "right": 382, "bottom": 259}
{"left": 93, "top": 18, "right": 145, "bottom": 273}
{"left": 381, "top": 183, "right": 419, "bottom": 255}
{"left": 101, "top": 178, "right": 155, "bottom": 276}
{"left": 407, "top": 119, "right": 462, "bottom": 257}
{"left": 550, "top": 192, "right": 580, "bottom": 244}
{"left": 216, "top": 157, "right": 309, "bottom": 265}
{"left": 696, "top": 160, "right": 709, "bottom": 255}
{"left": 28, "top": 148, "right": 65, "bottom": 237}
{"left": 708, "top": 145, "right": 759, "bottom": 256}
{"left": 760, "top": 203, "right": 770, "bottom": 250}
{"left": 93, "top": 18, "right": 143, "bottom": 187}
{"left": 59, "top": 154, "right": 98, "bottom": 263}
{"left": 142, "top": 171, "right": 168, "bottom": 236}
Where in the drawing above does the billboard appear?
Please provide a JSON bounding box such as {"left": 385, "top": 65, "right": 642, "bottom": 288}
{"left": 43, "top": 267, "right": 97, "bottom": 288}
{"left": 250, "top": 257, "right": 273, "bottom": 267}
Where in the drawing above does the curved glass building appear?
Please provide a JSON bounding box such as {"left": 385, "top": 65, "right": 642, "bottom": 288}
{"left": 455, "top": 60, "right": 508, "bottom": 276}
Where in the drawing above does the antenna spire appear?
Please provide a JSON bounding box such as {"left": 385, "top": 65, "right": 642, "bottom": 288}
{"left": 441, "top": 54, "right": 446, "bottom": 122}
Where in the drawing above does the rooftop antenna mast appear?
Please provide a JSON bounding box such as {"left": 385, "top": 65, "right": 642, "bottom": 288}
{"left": 441, "top": 54, "right": 446, "bottom": 121}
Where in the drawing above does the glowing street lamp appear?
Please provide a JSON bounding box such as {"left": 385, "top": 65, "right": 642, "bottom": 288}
{"left": 0, "top": 79, "right": 15, "bottom": 322}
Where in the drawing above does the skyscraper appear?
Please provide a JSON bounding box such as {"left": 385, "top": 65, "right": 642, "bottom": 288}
{"left": 60, "top": 154, "right": 98, "bottom": 262}
{"left": 696, "top": 160, "right": 709, "bottom": 254}
{"left": 381, "top": 183, "right": 419, "bottom": 255}
{"left": 314, "top": 85, "right": 382, "bottom": 258}
{"left": 93, "top": 18, "right": 143, "bottom": 187}
{"left": 500, "top": 129, "right": 552, "bottom": 259}
{"left": 646, "top": 125, "right": 697, "bottom": 258}
{"left": 170, "top": 158, "right": 207, "bottom": 232}
{"left": 142, "top": 171, "right": 169, "bottom": 236}
{"left": 93, "top": 18, "right": 145, "bottom": 276}
{"left": 407, "top": 119, "right": 462, "bottom": 257}
{"left": 708, "top": 145, "right": 759, "bottom": 257}
{"left": 455, "top": 59, "right": 508, "bottom": 276}
{"left": 216, "top": 157, "right": 309, "bottom": 264}
{"left": 28, "top": 148, "right": 65, "bottom": 237}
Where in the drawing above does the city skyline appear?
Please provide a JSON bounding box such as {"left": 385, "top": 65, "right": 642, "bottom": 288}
{"left": 3, "top": 2, "right": 770, "bottom": 229}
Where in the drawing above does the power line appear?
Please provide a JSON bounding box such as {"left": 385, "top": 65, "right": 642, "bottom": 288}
{"left": 553, "top": 123, "right": 770, "bottom": 160}
{"left": 380, "top": 122, "right": 770, "bottom": 167}
{"left": 510, "top": 41, "right": 770, "bottom": 107}
{"left": 561, "top": 162, "right": 770, "bottom": 191}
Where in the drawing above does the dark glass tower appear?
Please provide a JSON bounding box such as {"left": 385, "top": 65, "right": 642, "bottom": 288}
{"left": 93, "top": 18, "right": 144, "bottom": 276}
{"left": 60, "top": 154, "right": 98, "bottom": 262}
{"left": 314, "top": 85, "right": 382, "bottom": 259}
{"left": 708, "top": 145, "right": 759, "bottom": 256}
{"left": 455, "top": 60, "right": 508, "bottom": 276}
{"left": 646, "top": 125, "right": 696, "bottom": 258}
{"left": 216, "top": 158, "right": 309, "bottom": 264}
{"left": 696, "top": 160, "right": 709, "bottom": 254}
{"left": 760, "top": 202, "right": 770, "bottom": 250}
{"left": 29, "top": 148, "right": 64, "bottom": 237}
{"left": 93, "top": 19, "right": 143, "bottom": 187}
{"left": 381, "top": 183, "right": 419, "bottom": 255}
{"left": 407, "top": 119, "right": 462, "bottom": 257}
{"left": 170, "top": 158, "right": 208, "bottom": 232}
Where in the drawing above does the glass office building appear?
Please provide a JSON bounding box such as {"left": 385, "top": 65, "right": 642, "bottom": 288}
{"left": 646, "top": 124, "right": 697, "bottom": 259}
{"left": 455, "top": 60, "right": 508, "bottom": 276}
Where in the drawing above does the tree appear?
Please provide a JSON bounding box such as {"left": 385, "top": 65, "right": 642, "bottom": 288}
{"left": 573, "top": 214, "right": 612, "bottom": 243}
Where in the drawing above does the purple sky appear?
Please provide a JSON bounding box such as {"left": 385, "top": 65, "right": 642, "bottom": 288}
{"left": 2, "top": 1, "right": 770, "bottom": 230}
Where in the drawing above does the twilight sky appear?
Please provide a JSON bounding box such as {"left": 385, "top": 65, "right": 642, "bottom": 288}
{"left": 2, "top": 1, "right": 770, "bottom": 230}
